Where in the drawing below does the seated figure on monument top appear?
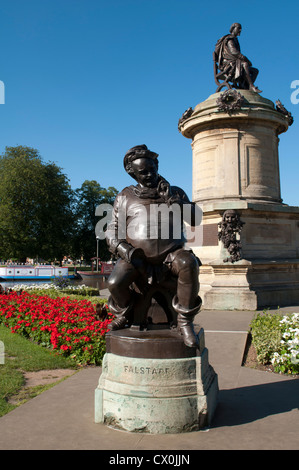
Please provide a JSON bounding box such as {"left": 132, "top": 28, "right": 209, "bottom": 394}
{"left": 213, "top": 22, "right": 262, "bottom": 93}
{"left": 105, "top": 144, "right": 202, "bottom": 348}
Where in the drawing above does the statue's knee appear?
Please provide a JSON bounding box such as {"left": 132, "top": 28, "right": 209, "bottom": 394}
{"left": 174, "top": 251, "right": 199, "bottom": 276}
{"left": 107, "top": 274, "right": 119, "bottom": 295}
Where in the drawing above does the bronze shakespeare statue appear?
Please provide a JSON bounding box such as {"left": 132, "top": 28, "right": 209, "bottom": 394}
{"left": 213, "top": 22, "right": 262, "bottom": 93}
{"left": 105, "top": 145, "right": 202, "bottom": 348}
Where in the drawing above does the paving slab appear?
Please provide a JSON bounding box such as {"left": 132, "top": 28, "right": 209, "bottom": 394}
{"left": 0, "top": 308, "right": 298, "bottom": 451}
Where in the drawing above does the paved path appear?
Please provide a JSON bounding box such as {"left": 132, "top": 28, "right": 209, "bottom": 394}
{"left": 0, "top": 306, "right": 298, "bottom": 450}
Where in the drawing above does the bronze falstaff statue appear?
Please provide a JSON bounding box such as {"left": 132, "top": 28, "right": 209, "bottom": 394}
{"left": 105, "top": 145, "right": 202, "bottom": 348}
{"left": 213, "top": 22, "right": 262, "bottom": 93}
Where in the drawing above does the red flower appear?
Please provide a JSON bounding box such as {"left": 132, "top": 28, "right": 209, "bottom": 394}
{"left": 0, "top": 291, "right": 114, "bottom": 364}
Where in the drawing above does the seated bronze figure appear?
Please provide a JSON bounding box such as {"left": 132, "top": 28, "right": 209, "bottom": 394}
{"left": 213, "top": 23, "right": 262, "bottom": 93}
{"left": 105, "top": 145, "right": 202, "bottom": 348}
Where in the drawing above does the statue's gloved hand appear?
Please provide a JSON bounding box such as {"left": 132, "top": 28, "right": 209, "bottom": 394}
{"left": 116, "top": 241, "right": 135, "bottom": 263}
{"left": 116, "top": 243, "right": 147, "bottom": 275}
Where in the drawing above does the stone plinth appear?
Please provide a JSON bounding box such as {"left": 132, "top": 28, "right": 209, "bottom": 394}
{"left": 196, "top": 200, "right": 299, "bottom": 310}
{"left": 180, "top": 90, "right": 299, "bottom": 310}
{"left": 180, "top": 90, "right": 289, "bottom": 206}
{"left": 95, "top": 328, "right": 218, "bottom": 433}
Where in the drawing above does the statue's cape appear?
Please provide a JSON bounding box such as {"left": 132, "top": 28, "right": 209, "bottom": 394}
{"left": 214, "top": 34, "right": 241, "bottom": 78}
{"left": 214, "top": 34, "right": 231, "bottom": 61}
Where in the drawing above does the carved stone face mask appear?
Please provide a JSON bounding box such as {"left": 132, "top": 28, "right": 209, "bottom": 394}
{"left": 224, "top": 211, "right": 237, "bottom": 224}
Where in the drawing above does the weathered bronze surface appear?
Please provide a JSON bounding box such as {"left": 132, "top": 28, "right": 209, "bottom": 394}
{"left": 105, "top": 328, "right": 204, "bottom": 359}
{"left": 213, "top": 23, "right": 262, "bottom": 93}
{"left": 105, "top": 144, "right": 202, "bottom": 349}
{"left": 218, "top": 209, "right": 244, "bottom": 263}
{"left": 216, "top": 89, "right": 245, "bottom": 114}
{"left": 275, "top": 99, "right": 294, "bottom": 126}
{"left": 178, "top": 107, "right": 194, "bottom": 131}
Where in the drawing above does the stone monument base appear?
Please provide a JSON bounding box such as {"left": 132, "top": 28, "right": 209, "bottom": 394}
{"left": 196, "top": 201, "right": 299, "bottom": 310}
{"left": 95, "top": 328, "right": 218, "bottom": 433}
{"left": 200, "top": 259, "right": 299, "bottom": 311}
{"left": 179, "top": 90, "right": 299, "bottom": 310}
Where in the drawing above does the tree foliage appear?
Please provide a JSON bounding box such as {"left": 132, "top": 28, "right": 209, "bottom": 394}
{"left": 0, "top": 146, "right": 118, "bottom": 263}
{"left": 0, "top": 146, "right": 75, "bottom": 261}
{"left": 72, "top": 180, "right": 118, "bottom": 261}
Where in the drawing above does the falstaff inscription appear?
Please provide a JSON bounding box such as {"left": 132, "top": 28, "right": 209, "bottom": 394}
{"left": 123, "top": 365, "right": 170, "bottom": 375}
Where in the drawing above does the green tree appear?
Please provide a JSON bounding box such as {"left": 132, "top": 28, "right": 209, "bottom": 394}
{"left": 72, "top": 180, "right": 118, "bottom": 262}
{"left": 0, "top": 146, "right": 75, "bottom": 262}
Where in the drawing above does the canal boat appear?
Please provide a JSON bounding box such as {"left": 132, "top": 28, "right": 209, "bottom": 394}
{"left": 77, "top": 262, "right": 114, "bottom": 279}
{"left": 0, "top": 265, "right": 74, "bottom": 281}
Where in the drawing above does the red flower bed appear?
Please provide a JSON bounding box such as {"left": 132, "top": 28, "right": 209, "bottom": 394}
{"left": 0, "top": 291, "right": 113, "bottom": 365}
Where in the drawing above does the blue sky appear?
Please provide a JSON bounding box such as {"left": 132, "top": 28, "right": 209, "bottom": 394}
{"left": 1, "top": 0, "right": 298, "bottom": 205}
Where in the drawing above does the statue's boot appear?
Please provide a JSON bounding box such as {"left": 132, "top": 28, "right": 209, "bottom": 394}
{"left": 107, "top": 296, "right": 134, "bottom": 330}
{"left": 249, "top": 84, "right": 262, "bottom": 94}
{"left": 172, "top": 295, "right": 202, "bottom": 348}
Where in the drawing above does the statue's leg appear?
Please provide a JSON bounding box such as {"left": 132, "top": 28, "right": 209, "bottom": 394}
{"left": 242, "top": 62, "right": 262, "bottom": 93}
{"left": 250, "top": 67, "right": 259, "bottom": 83}
{"left": 107, "top": 259, "right": 139, "bottom": 330}
{"left": 170, "top": 250, "right": 202, "bottom": 347}
{"left": 170, "top": 250, "right": 199, "bottom": 307}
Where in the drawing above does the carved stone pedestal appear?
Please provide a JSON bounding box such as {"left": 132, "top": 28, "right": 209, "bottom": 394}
{"left": 196, "top": 200, "right": 299, "bottom": 310}
{"left": 180, "top": 90, "right": 289, "bottom": 206}
{"left": 95, "top": 328, "right": 218, "bottom": 433}
{"left": 180, "top": 90, "right": 299, "bottom": 310}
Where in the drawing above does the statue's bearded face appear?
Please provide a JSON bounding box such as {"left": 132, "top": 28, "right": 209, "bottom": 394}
{"left": 130, "top": 157, "right": 159, "bottom": 188}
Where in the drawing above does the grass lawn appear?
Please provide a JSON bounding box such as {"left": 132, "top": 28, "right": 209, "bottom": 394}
{"left": 0, "top": 325, "right": 78, "bottom": 417}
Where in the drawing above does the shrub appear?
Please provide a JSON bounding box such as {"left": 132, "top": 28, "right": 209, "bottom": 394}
{"left": 52, "top": 276, "right": 71, "bottom": 289}
{"left": 271, "top": 313, "right": 299, "bottom": 375}
{"left": 249, "top": 311, "right": 282, "bottom": 364}
{"left": 250, "top": 310, "right": 299, "bottom": 375}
